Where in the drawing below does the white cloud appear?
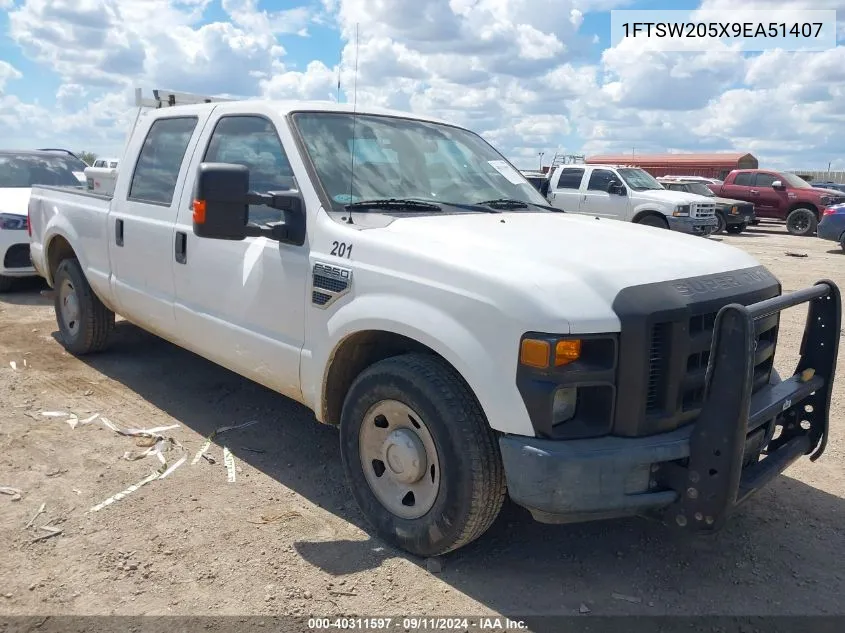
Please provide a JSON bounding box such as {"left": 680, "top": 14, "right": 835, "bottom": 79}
{"left": 1, "top": 0, "right": 843, "bottom": 172}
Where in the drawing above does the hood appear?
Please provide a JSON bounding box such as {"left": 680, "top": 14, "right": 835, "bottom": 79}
{"left": 365, "top": 211, "right": 761, "bottom": 333}
{"left": 711, "top": 196, "right": 751, "bottom": 206}
{"left": 633, "top": 189, "right": 713, "bottom": 204}
{"left": 0, "top": 187, "right": 32, "bottom": 215}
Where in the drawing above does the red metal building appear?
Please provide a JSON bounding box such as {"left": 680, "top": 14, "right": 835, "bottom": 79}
{"left": 584, "top": 153, "right": 758, "bottom": 180}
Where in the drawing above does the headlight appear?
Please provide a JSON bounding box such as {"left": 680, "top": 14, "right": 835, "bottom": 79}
{"left": 820, "top": 196, "right": 832, "bottom": 206}
{"left": 552, "top": 387, "right": 577, "bottom": 425}
{"left": 673, "top": 205, "right": 690, "bottom": 217}
{"left": 0, "top": 213, "right": 28, "bottom": 230}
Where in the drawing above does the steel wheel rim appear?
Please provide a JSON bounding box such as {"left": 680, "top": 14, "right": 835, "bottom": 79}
{"left": 358, "top": 399, "right": 441, "bottom": 519}
{"left": 58, "top": 278, "right": 80, "bottom": 336}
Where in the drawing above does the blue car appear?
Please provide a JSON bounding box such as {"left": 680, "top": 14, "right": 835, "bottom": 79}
{"left": 818, "top": 203, "right": 845, "bottom": 250}
{"left": 812, "top": 182, "right": 845, "bottom": 194}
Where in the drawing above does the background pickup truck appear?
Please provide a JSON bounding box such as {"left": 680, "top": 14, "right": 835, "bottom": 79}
{"left": 659, "top": 177, "right": 755, "bottom": 234}
{"left": 709, "top": 169, "right": 845, "bottom": 236}
{"left": 546, "top": 164, "right": 718, "bottom": 236}
{"left": 26, "top": 98, "right": 841, "bottom": 557}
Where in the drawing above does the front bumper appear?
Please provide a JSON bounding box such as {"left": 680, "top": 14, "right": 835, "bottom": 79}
{"left": 724, "top": 207, "right": 755, "bottom": 226}
{"left": 667, "top": 215, "right": 718, "bottom": 236}
{"left": 501, "top": 280, "right": 840, "bottom": 530}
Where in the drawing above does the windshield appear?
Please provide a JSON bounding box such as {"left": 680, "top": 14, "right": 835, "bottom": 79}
{"left": 291, "top": 112, "right": 551, "bottom": 213}
{"left": 0, "top": 153, "right": 87, "bottom": 188}
{"left": 617, "top": 168, "right": 664, "bottom": 191}
{"left": 686, "top": 182, "right": 715, "bottom": 197}
{"left": 777, "top": 172, "right": 812, "bottom": 189}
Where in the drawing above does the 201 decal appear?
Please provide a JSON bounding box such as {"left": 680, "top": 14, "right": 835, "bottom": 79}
{"left": 331, "top": 241, "right": 353, "bottom": 258}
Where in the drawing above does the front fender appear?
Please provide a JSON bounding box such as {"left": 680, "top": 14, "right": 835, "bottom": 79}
{"left": 303, "top": 294, "right": 536, "bottom": 437}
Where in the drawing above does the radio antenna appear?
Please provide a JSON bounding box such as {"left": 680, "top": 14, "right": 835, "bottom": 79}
{"left": 345, "top": 22, "right": 360, "bottom": 225}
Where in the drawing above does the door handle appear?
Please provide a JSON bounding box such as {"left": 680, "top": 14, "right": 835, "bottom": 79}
{"left": 115, "top": 219, "right": 124, "bottom": 246}
{"left": 175, "top": 231, "right": 187, "bottom": 264}
{"left": 750, "top": 189, "right": 759, "bottom": 194}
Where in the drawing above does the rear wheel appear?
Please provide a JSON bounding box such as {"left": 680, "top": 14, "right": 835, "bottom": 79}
{"left": 840, "top": 233, "right": 845, "bottom": 252}
{"left": 636, "top": 214, "right": 668, "bottom": 229}
{"left": 725, "top": 222, "right": 746, "bottom": 234}
{"left": 339, "top": 353, "right": 506, "bottom": 557}
{"left": 0, "top": 275, "right": 13, "bottom": 293}
{"left": 786, "top": 207, "right": 818, "bottom": 236}
{"left": 54, "top": 258, "right": 114, "bottom": 355}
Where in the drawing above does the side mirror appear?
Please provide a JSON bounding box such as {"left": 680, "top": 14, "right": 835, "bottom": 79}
{"left": 193, "top": 162, "right": 249, "bottom": 240}
{"left": 608, "top": 181, "right": 626, "bottom": 195}
{"left": 771, "top": 180, "right": 784, "bottom": 189}
{"left": 192, "top": 162, "right": 306, "bottom": 245}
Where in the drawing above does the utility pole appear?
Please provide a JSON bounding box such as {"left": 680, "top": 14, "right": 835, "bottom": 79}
{"left": 538, "top": 151, "right": 545, "bottom": 170}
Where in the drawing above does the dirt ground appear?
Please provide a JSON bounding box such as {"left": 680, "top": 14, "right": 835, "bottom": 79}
{"left": 1, "top": 222, "right": 843, "bottom": 620}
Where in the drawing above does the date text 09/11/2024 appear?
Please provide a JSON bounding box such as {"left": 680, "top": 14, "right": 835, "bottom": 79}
{"left": 621, "top": 22, "right": 824, "bottom": 39}
{"left": 307, "top": 617, "right": 528, "bottom": 630}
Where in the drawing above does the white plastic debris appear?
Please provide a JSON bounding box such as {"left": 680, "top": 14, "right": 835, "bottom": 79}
{"left": 223, "top": 447, "right": 236, "bottom": 483}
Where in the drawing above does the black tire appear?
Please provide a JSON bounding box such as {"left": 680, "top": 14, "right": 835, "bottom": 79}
{"left": 786, "top": 207, "right": 818, "bottom": 236}
{"left": 715, "top": 212, "right": 726, "bottom": 234}
{"left": 0, "top": 275, "right": 13, "bottom": 293}
{"left": 725, "top": 222, "right": 746, "bottom": 234}
{"left": 840, "top": 233, "right": 845, "bottom": 252}
{"left": 636, "top": 214, "right": 668, "bottom": 229}
{"left": 53, "top": 258, "right": 114, "bottom": 354}
{"left": 339, "top": 353, "right": 506, "bottom": 557}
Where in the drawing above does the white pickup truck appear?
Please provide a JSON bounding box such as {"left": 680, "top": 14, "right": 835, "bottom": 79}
{"left": 27, "top": 97, "right": 840, "bottom": 556}
{"left": 547, "top": 163, "right": 719, "bottom": 236}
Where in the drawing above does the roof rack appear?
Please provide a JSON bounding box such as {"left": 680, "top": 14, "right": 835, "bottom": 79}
{"left": 133, "top": 87, "right": 234, "bottom": 109}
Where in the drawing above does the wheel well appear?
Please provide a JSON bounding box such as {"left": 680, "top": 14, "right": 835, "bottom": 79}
{"left": 46, "top": 236, "right": 76, "bottom": 284}
{"left": 322, "top": 330, "right": 450, "bottom": 426}
{"left": 788, "top": 203, "right": 818, "bottom": 218}
{"left": 632, "top": 210, "right": 667, "bottom": 224}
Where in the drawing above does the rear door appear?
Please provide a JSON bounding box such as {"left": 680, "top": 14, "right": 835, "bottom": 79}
{"left": 580, "top": 168, "right": 628, "bottom": 219}
{"left": 547, "top": 167, "right": 585, "bottom": 212}
{"left": 107, "top": 109, "right": 213, "bottom": 338}
{"left": 720, "top": 172, "right": 755, "bottom": 205}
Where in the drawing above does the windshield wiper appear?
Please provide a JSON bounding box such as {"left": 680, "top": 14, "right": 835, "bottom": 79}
{"left": 345, "top": 198, "right": 441, "bottom": 212}
{"left": 475, "top": 198, "right": 529, "bottom": 209}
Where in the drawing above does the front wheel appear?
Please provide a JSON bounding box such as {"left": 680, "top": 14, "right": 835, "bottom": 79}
{"left": 840, "top": 233, "right": 845, "bottom": 252}
{"left": 636, "top": 214, "right": 668, "bottom": 229}
{"left": 339, "top": 353, "right": 506, "bottom": 557}
{"left": 725, "top": 222, "right": 746, "bottom": 234}
{"left": 715, "top": 212, "right": 726, "bottom": 234}
{"left": 54, "top": 258, "right": 115, "bottom": 355}
{"left": 786, "top": 207, "right": 818, "bottom": 236}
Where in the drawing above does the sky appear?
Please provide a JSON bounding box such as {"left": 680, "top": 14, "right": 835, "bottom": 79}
{"left": 0, "top": 0, "right": 843, "bottom": 171}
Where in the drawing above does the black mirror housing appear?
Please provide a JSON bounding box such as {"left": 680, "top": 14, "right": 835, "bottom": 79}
{"left": 193, "top": 162, "right": 249, "bottom": 240}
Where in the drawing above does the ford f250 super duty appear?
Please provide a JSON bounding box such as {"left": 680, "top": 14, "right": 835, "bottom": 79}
{"left": 27, "top": 96, "right": 841, "bottom": 557}
{"left": 546, "top": 164, "right": 719, "bottom": 236}
{"left": 710, "top": 169, "right": 845, "bottom": 236}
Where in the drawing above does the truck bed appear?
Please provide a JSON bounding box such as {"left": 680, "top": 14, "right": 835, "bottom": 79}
{"left": 28, "top": 185, "right": 115, "bottom": 296}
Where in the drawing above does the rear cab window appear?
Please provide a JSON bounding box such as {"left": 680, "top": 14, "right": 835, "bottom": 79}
{"left": 128, "top": 116, "right": 199, "bottom": 205}
{"left": 555, "top": 167, "right": 585, "bottom": 190}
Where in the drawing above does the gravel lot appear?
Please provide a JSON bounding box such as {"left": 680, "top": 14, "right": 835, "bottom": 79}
{"left": 1, "top": 222, "right": 843, "bottom": 619}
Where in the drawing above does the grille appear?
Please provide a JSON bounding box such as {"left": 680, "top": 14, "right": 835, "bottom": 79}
{"left": 680, "top": 310, "right": 777, "bottom": 411}
{"left": 691, "top": 203, "right": 716, "bottom": 219}
{"left": 645, "top": 306, "right": 779, "bottom": 420}
{"left": 3, "top": 243, "right": 32, "bottom": 269}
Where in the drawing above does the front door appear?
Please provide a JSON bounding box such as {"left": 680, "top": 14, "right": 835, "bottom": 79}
{"left": 172, "top": 110, "right": 308, "bottom": 402}
{"left": 580, "top": 168, "right": 628, "bottom": 219}
{"left": 751, "top": 172, "right": 789, "bottom": 218}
